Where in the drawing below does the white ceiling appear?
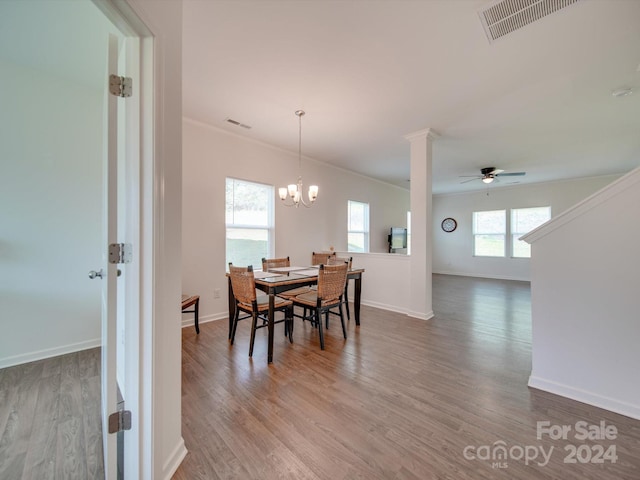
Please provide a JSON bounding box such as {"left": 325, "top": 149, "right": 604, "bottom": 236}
{"left": 183, "top": 0, "right": 640, "bottom": 194}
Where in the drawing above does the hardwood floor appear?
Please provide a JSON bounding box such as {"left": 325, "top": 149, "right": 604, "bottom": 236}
{"left": 174, "top": 274, "right": 640, "bottom": 480}
{"left": 0, "top": 348, "right": 103, "bottom": 480}
{"left": 2, "top": 276, "right": 638, "bottom": 479}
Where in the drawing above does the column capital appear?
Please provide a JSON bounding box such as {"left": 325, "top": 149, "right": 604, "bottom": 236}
{"left": 404, "top": 128, "right": 440, "bottom": 142}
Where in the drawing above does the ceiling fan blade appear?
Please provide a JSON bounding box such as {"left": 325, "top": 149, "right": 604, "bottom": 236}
{"left": 491, "top": 169, "right": 504, "bottom": 175}
{"left": 459, "top": 175, "right": 482, "bottom": 178}
{"left": 496, "top": 172, "right": 526, "bottom": 177}
{"left": 460, "top": 178, "right": 479, "bottom": 184}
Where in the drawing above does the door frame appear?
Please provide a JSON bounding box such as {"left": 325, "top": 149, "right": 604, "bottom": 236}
{"left": 94, "top": 1, "right": 187, "bottom": 478}
{"left": 92, "top": 1, "right": 155, "bottom": 478}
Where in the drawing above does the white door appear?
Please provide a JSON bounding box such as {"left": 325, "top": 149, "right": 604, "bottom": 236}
{"left": 115, "top": 33, "right": 142, "bottom": 479}
{"left": 90, "top": 8, "right": 145, "bottom": 475}
{"left": 101, "top": 33, "right": 121, "bottom": 480}
{"left": 95, "top": 3, "right": 145, "bottom": 475}
{"left": 102, "top": 31, "right": 141, "bottom": 480}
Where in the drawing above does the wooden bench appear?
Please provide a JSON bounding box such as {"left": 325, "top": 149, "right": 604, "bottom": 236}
{"left": 181, "top": 294, "right": 200, "bottom": 334}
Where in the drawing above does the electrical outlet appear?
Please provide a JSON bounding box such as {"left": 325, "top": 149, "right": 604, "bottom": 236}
{"left": 213, "top": 288, "right": 221, "bottom": 299}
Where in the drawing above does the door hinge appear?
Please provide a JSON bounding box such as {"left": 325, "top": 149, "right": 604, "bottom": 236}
{"left": 109, "top": 74, "right": 132, "bottom": 98}
{"left": 109, "top": 243, "right": 132, "bottom": 264}
{"left": 108, "top": 410, "right": 132, "bottom": 434}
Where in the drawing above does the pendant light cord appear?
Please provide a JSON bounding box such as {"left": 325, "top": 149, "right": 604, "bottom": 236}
{"left": 296, "top": 110, "right": 305, "bottom": 175}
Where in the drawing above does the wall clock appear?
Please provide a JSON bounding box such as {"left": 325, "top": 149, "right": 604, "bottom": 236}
{"left": 441, "top": 217, "right": 457, "bottom": 232}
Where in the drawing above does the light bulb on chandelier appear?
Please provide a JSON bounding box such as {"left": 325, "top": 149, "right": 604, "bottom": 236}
{"left": 278, "top": 110, "right": 318, "bottom": 208}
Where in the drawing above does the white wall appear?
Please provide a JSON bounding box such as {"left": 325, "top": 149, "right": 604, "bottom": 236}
{"left": 432, "top": 175, "right": 619, "bottom": 281}
{"left": 182, "top": 118, "right": 410, "bottom": 323}
{"left": 0, "top": 60, "right": 103, "bottom": 367}
{"left": 524, "top": 167, "right": 640, "bottom": 419}
{"left": 339, "top": 252, "right": 410, "bottom": 314}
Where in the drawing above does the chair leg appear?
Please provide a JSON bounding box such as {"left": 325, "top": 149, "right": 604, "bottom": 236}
{"left": 249, "top": 312, "right": 258, "bottom": 357}
{"left": 325, "top": 310, "right": 330, "bottom": 329}
{"left": 307, "top": 309, "right": 317, "bottom": 328}
{"left": 230, "top": 307, "right": 240, "bottom": 345}
{"left": 284, "top": 310, "right": 288, "bottom": 337}
{"left": 287, "top": 306, "right": 294, "bottom": 343}
{"left": 317, "top": 307, "right": 325, "bottom": 350}
{"left": 339, "top": 302, "right": 347, "bottom": 339}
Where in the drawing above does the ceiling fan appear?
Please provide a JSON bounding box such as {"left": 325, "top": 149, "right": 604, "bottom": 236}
{"left": 460, "top": 167, "right": 526, "bottom": 184}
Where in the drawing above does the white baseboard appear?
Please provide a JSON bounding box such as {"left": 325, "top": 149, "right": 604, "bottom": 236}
{"left": 180, "top": 312, "right": 227, "bottom": 328}
{"left": 362, "top": 298, "right": 433, "bottom": 320}
{"left": 0, "top": 338, "right": 101, "bottom": 369}
{"left": 162, "top": 436, "right": 188, "bottom": 480}
{"left": 434, "top": 270, "right": 530, "bottom": 283}
{"left": 528, "top": 375, "right": 640, "bottom": 421}
{"left": 407, "top": 310, "right": 435, "bottom": 321}
{"left": 360, "top": 299, "right": 408, "bottom": 315}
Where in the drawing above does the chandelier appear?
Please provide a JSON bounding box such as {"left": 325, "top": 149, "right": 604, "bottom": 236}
{"left": 278, "top": 110, "right": 318, "bottom": 208}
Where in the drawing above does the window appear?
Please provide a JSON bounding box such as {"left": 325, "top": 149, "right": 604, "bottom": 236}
{"left": 347, "top": 200, "right": 369, "bottom": 253}
{"left": 473, "top": 210, "right": 506, "bottom": 257}
{"left": 225, "top": 178, "right": 274, "bottom": 269}
{"left": 511, "top": 206, "right": 551, "bottom": 258}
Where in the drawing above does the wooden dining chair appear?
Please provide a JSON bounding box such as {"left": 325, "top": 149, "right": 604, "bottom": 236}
{"left": 327, "top": 255, "right": 353, "bottom": 322}
{"left": 181, "top": 294, "right": 200, "bottom": 334}
{"left": 311, "top": 251, "right": 336, "bottom": 265}
{"left": 228, "top": 264, "right": 293, "bottom": 357}
{"left": 261, "top": 256, "right": 290, "bottom": 271}
{"left": 276, "top": 255, "right": 313, "bottom": 300}
{"left": 285, "top": 251, "right": 340, "bottom": 322}
{"left": 291, "top": 262, "right": 349, "bottom": 350}
{"left": 309, "top": 251, "right": 337, "bottom": 291}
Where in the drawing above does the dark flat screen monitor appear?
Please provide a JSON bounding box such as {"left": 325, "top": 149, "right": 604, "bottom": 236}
{"left": 389, "top": 227, "right": 407, "bottom": 249}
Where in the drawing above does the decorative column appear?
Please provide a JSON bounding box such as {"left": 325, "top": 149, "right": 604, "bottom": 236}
{"left": 404, "top": 128, "right": 438, "bottom": 320}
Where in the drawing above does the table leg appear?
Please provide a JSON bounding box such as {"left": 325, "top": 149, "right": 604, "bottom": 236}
{"left": 194, "top": 298, "right": 200, "bottom": 334}
{"left": 228, "top": 276, "right": 235, "bottom": 339}
{"left": 354, "top": 276, "right": 362, "bottom": 326}
{"left": 268, "top": 293, "right": 275, "bottom": 363}
{"left": 344, "top": 279, "right": 350, "bottom": 320}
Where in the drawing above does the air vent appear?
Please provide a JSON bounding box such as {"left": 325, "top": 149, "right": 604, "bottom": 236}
{"left": 224, "top": 117, "right": 252, "bottom": 129}
{"left": 479, "top": 0, "right": 581, "bottom": 43}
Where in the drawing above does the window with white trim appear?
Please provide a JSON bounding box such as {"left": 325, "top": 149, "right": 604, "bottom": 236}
{"left": 473, "top": 210, "right": 506, "bottom": 257}
{"left": 225, "top": 177, "right": 274, "bottom": 269}
{"left": 511, "top": 206, "right": 551, "bottom": 258}
{"left": 347, "top": 200, "right": 369, "bottom": 253}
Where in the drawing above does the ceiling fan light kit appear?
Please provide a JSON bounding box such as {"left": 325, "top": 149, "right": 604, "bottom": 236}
{"left": 460, "top": 167, "right": 526, "bottom": 185}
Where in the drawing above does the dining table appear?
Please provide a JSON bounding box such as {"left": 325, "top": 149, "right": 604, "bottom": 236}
{"left": 227, "top": 265, "right": 365, "bottom": 362}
